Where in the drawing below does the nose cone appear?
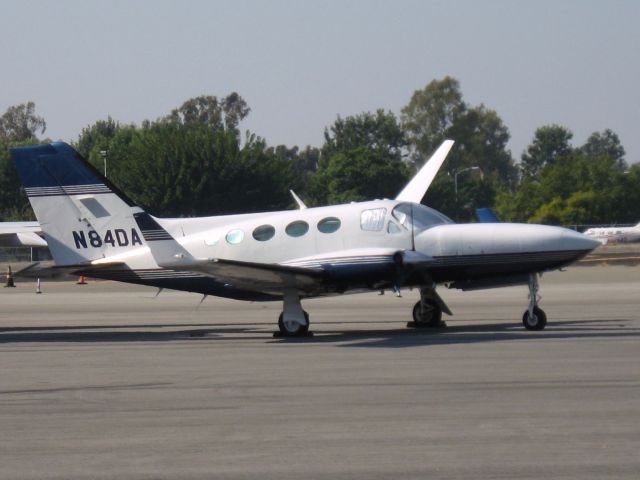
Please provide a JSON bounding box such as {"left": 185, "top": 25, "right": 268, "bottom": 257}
{"left": 561, "top": 228, "right": 602, "bottom": 252}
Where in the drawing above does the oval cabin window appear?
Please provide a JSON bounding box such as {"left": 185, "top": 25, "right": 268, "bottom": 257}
{"left": 225, "top": 229, "right": 245, "bottom": 245}
{"left": 317, "top": 217, "right": 341, "bottom": 234}
{"left": 285, "top": 221, "right": 309, "bottom": 237}
{"left": 252, "top": 225, "right": 275, "bottom": 241}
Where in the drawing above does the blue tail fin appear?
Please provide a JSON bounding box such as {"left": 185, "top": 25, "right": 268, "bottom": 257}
{"left": 476, "top": 208, "right": 501, "bottom": 223}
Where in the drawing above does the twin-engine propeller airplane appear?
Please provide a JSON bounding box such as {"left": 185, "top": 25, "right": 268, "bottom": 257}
{"left": 10, "top": 141, "right": 600, "bottom": 336}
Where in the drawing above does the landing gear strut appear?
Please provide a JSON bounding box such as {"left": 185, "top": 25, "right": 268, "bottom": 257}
{"left": 408, "top": 286, "right": 448, "bottom": 329}
{"left": 522, "top": 273, "right": 547, "bottom": 331}
{"left": 275, "top": 289, "right": 312, "bottom": 337}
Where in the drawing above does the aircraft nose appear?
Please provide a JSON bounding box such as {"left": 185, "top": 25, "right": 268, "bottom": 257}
{"left": 561, "top": 228, "right": 602, "bottom": 252}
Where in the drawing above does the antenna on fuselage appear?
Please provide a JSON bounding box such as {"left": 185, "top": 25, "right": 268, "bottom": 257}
{"left": 290, "top": 190, "right": 307, "bottom": 209}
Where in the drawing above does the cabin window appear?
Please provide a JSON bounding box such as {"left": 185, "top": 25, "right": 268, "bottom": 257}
{"left": 225, "top": 229, "right": 244, "bottom": 245}
{"left": 391, "top": 203, "right": 453, "bottom": 232}
{"left": 360, "top": 208, "right": 386, "bottom": 231}
{"left": 317, "top": 217, "right": 341, "bottom": 234}
{"left": 253, "top": 225, "right": 275, "bottom": 241}
{"left": 285, "top": 221, "right": 309, "bottom": 237}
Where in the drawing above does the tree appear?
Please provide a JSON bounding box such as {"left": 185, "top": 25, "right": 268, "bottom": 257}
{"left": 321, "top": 109, "right": 406, "bottom": 162}
{"left": 102, "top": 122, "right": 297, "bottom": 217}
{"left": 75, "top": 116, "right": 121, "bottom": 158}
{"left": 401, "top": 76, "right": 465, "bottom": 162}
{"left": 520, "top": 125, "right": 573, "bottom": 178}
{"left": 580, "top": 129, "right": 626, "bottom": 168}
{"left": 0, "top": 102, "right": 46, "bottom": 143}
{"left": 0, "top": 139, "right": 41, "bottom": 220}
{"left": 164, "top": 93, "right": 250, "bottom": 131}
{"left": 312, "top": 110, "right": 410, "bottom": 205}
{"left": 496, "top": 147, "right": 640, "bottom": 225}
{"left": 401, "top": 77, "right": 516, "bottom": 220}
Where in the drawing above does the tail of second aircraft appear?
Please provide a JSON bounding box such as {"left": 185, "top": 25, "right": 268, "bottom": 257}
{"left": 10, "top": 142, "right": 146, "bottom": 266}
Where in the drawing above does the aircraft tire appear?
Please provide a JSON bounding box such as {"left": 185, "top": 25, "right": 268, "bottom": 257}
{"left": 411, "top": 299, "right": 443, "bottom": 327}
{"left": 278, "top": 311, "right": 310, "bottom": 336}
{"left": 522, "top": 306, "right": 547, "bottom": 331}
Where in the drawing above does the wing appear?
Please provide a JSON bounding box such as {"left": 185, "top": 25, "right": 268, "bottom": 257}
{"left": 182, "top": 258, "right": 325, "bottom": 295}
{"left": 0, "top": 221, "right": 47, "bottom": 247}
{"left": 395, "top": 140, "right": 454, "bottom": 203}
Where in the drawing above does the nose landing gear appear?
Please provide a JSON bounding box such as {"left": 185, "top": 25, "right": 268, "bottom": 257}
{"left": 522, "top": 273, "right": 547, "bottom": 330}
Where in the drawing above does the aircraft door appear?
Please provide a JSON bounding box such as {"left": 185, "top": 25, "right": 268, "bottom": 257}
{"left": 387, "top": 204, "right": 415, "bottom": 250}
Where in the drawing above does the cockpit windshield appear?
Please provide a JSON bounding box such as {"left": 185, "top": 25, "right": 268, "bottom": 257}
{"left": 391, "top": 203, "right": 453, "bottom": 233}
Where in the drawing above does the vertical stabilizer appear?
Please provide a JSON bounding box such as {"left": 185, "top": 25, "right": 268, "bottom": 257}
{"left": 11, "top": 142, "right": 145, "bottom": 265}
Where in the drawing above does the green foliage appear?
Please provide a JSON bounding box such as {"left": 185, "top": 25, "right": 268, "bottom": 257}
{"left": 498, "top": 149, "right": 640, "bottom": 225}
{"left": 579, "top": 129, "right": 626, "bottom": 168}
{"left": 529, "top": 191, "right": 596, "bottom": 225}
{"left": 401, "top": 77, "right": 516, "bottom": 220}
{"left": 0, "top": 86, "right": 635, "bottom": 228}
{"left": 401, "top": 76, "right": 465, "bottom": 159}
{"left": 90, "top": 123, "right": 297, "bottom": 216}
{"left": 68, "top": 95, "right": 300, "bottom": 217}
{"left": 0, "top": 139, "right": 44, "bottom": 220}
{"left": 312, "top": 148, "right": 410, "bottom": 204}
{"left": 520, "top": 125, "right": 573, "bottom": 178}
{"left": 75, "top": 116, "right": 122, "bottom": 158}
{"left": 0, "top": 102, "right": 46, "bottom": 143}
{"left": 164, "top": 93, "right": 250, "bottom": 130}
{"left": 312, "top": 110, "right": 410, "bottom": 205}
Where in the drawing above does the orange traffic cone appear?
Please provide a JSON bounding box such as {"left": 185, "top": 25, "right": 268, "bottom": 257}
{"left": 77, "top": 275, "right": 87, "bottom": 285}
{"left": 4, "top": 266, "right": 16, "bottom": 288}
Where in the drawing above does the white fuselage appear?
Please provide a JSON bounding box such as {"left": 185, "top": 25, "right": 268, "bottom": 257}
{"left": 99, "top": 199, "right": 598, "bottom": 290}
{"left": 584, "top": 224, "right": 640, "bottom": 245}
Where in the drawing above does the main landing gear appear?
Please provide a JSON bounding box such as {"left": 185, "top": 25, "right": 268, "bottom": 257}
{"left": 522, "top": 273, "right": 547, "bottom": 331}
{"left": 408, "top": 286, "right": 449, "bottom": 329}
{"left": 275, "top": 289, "right": 312, "bottom": 338}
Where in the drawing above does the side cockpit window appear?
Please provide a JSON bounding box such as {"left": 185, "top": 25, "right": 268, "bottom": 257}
{"left": 387, "top": 221, "right": 402, "bottom": 234}
{"left": 360, "top": 208, "right": 386, "bottom": 231}
{"left": 392, "top": 203, "right": 453, "bottom": 232}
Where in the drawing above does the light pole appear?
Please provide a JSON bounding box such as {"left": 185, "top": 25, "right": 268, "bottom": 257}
{"left": 100, "top": 150, "right": 107, "bottom": 178}
{"left": 454, "top": 166, "right": 482, "bottom": 201}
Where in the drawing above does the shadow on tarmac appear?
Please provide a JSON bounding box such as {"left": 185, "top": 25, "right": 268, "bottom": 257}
{"left": 0, "top": 318, "right": 636, "bottom": 347}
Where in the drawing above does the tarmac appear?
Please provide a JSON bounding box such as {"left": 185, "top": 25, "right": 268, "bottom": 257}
{"left": 1, "top": 265, "right": 639, "bottom": 479}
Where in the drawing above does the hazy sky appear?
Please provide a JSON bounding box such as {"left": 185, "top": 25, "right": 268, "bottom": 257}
{"left": 2, "top": 0, "right": 639, "bottom": 162}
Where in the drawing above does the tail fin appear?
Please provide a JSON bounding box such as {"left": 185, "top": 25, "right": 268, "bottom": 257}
{"left": 475, "top": 208, "right": 501, "bottom": 223}
{"left": 10, "top": 142, "right": 145, "bottom": 265}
